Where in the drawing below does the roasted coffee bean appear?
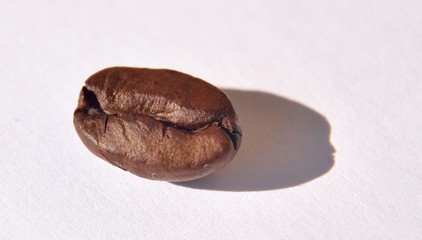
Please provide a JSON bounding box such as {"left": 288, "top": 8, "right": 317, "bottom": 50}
{"left": 73, "top": 67, "right": 242, "bottom": 182}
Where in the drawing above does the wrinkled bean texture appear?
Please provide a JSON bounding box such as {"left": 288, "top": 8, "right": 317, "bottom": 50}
{"left": 73, "top": 67, "right": 242, "bottom": 182}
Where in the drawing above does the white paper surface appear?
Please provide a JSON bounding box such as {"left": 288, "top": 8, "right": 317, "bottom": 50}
{"left": 1, "top": 0, "right": 421, "bottom": 239}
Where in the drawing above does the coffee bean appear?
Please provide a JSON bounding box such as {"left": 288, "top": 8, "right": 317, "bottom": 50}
{"left": 73, "top": 67, "right": 242, "bottom": 182}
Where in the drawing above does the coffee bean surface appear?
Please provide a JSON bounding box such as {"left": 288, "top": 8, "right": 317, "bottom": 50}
{"left": 74, "top": 67, "right": 241, "bottom": 182}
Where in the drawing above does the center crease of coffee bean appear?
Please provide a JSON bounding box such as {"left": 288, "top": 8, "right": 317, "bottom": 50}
{"left": 81, "top": 86, "right": 241, "bottom": 149}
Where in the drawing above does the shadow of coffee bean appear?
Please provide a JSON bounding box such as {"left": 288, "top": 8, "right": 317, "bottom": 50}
{"left": 174, "top": 89, "right": 335, "bottom": 191}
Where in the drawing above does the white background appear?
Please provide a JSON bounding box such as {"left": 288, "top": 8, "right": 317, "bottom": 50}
{"left": 1, "top": 0, "right": 421, "bottom": 239}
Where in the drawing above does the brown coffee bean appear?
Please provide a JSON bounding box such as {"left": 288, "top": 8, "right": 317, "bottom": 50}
{"left": 73, "top": 67, "right": 242, "bottom": 182}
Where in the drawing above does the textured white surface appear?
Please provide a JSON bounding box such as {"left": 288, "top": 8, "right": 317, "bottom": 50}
{"left": 1, "top": 0, "right": 421, "bottom": 239}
